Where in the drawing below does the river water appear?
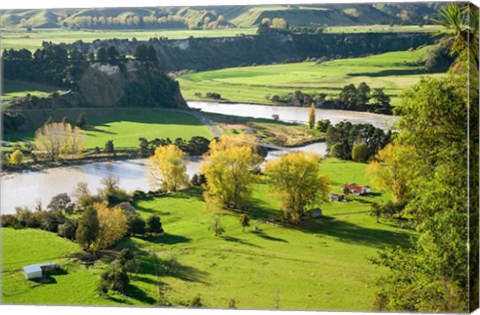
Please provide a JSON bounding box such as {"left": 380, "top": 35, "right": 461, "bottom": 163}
{"left": 1, "top": 102, "right": 394, "bottom": 215}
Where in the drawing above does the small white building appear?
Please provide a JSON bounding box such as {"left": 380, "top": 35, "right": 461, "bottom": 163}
{"left": 23, "top": 262, "right": 56, "bottom": 280}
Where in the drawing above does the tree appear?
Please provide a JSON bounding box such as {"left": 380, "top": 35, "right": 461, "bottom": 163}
{"left": 35, "top": 122, "right": 85, "bottom": 161}
{"left": 9, "top": 150, "right": 23, "bottom": 165}
{"left": 432, "top": 3, "right": 479, "bottom": 75}
{"left": 96, "top": 47, "right": 108, "bottom": 63}
{"left": 149, "top": 144, "right": 189, "bottom": 192}
{"left": 146, "top": 45, "right": 158, "bottom": 63}
{"left": 338, "top": 84, "right": 357, "bottom": 109}
{"left": 307, "top": 102, "right": 315, "bottom": 129}
{"left": 99, "top": 260, "right": 130, "bottom": 295}
{"left": 48, "top": 193, "right": 74, "bottom": 214}
{"left": 367, "top": 144, "right": 411, "bottom": 205}
{"left": 93, "top": 201, "right": 128, "bottom": 250}
{"left": 208, "top": 215, "right": 225, "bottom": 236}
{"left": 356, "top": 82, "right": 371, "bottom": 106}
{"left": 351, "top": 143, "right": 369, "bottom": 163}
{"left": 104, "top": 140, "right": 114, "bottom": 155}
{"left": 239, "top": 214, "right": 250, "bottom": 232}
{"left": 371, "top": 88, "right": 391, "bottom": 107}
{"left": 146, "top": 215, "right": 163, "bottom": 234}
{"left": 316, "top": 119, "right": 331, "bottom": 132}
{"left": 264, "top": 152, "right": 330, "bottom": 224}
{"left": 371, "top": 75, "right": 475, "bottom": 312}
{"left": 271, "top": 18, "right": 288, "bottom": 30}
{"left": 76, "top": 112, "right": 88, "bottom": 128}
{"left": 134, "top": 44, "right": 148, "bottom": 61}
{"left": 76, "top": 206, "right": 99, "bottom": 251}
{"left": 201, "top": 136, "right": 262, "bottom": 210}
{"left": 128, "top": 215, "right": 146, "bottom": 236}
{"left": 57, "top": 219, "right": 77, "bottom": 240}
{"left": 106, "top": 46, "right": 119, "bottom": 63}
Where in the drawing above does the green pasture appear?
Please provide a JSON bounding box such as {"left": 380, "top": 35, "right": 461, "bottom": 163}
{"left": 2, "top": 80, "right": 63, "bottom": 106}
{"left": 0, "top": 28, "right": 258, "bottom": 51}
{"left": 324, "top": 24, "right": 442, "bottom": 33}
{"left": 178, "top": 47, "right": 445, "bottom": 106}
{"left": 2, "top": 158, "right": 416, "bottom": 309}
{"left": 3, "top": 110, "right": 213, "bottom": 150}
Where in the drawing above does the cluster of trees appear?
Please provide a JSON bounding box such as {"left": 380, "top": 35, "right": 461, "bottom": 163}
{"left": 34, "top": 122, "right": 85, "bottom": 161}
{"left": 337, "top": 82, "right": 391, "bottom": 111}
{"left": 1, "top": 177, "right": 165, "bottom": 253}
{"left": 269, "top": 84, "right": 392, "bottom": 114}
{"left": 367, "top": 4, "right": 478, "bottom": 312}
{"left": 3, "top": 112, "right": 26, "bottom": 133}
{"left": 325, "top": 121, "right": 391, "bottom": 162}
{"left": 138, "top": 136, "right": 211, "bottom": 157}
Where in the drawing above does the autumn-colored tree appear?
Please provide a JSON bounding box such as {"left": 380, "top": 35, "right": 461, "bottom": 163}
{"left": 92, "top": 201, "right": 128, "bottom": 250}
{"left": 9, "top": 150, "right": 23, "bottom": 165}
{"left": 149, "top": 144, "right": 190, "bottom": 192}
{"left": 35, "top": 122, "right": 84, "bottom": 161}
{"left": 366, "top": 144, "right": 412, "bottom": 204}
{"left": 307, "top": 103, "right": 316, "bottom": 129}
{"left": 201, "top": 136, "right": 262, "bottom": 210}
{"left": 351, "top": 143, "right": 369, "bottom": 163}
{"left": 264, "top": 151, "right": 330, "bottom": 224}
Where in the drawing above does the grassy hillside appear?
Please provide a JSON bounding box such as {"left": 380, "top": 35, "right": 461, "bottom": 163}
{"left": 2, "top": 158, "right": 416, "bottom": 309}
{"left": 178, "top": 47, "right": 445, "bottom": 106}
{"left": 2, "top": 80, "right": 64, "bottom": 105}
{"left": 0, "top": 3, "right": 442, "bottom": 29}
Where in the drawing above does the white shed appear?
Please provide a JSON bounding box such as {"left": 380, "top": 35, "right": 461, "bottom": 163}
{"left": 23, "top": 262, "right": 56, "bottom": 280}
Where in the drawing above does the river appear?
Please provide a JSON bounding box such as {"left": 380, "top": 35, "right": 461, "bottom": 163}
{"left": 1, "top": 102, "right": 394, "bottom": 215}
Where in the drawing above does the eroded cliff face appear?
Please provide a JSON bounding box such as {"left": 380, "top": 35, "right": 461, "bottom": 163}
{"left": 78, "top": 60, "right": 187, "bottom": 108}
{"left": 9, "top": 59, "right": 187, "bottom": 110}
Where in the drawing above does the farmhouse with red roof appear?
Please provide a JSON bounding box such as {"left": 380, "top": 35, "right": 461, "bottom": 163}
{"left": 342, "top": 183, "right": 371, "bottom": 195}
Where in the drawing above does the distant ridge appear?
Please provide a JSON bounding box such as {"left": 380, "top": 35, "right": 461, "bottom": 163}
{"left": 0, "top": 3, "right": 444, "bottom": 29}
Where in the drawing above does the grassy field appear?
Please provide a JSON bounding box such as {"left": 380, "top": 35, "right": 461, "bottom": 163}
{"left": 0, "top": 28, "right": 258, "bottom": 51}
{"left": 324, "top": 24, "right": 442, "bottom": 33}
{"left": 178, "top": 47, "right": 445, "bottom": 106}
{"left": 2, "top": 80, "right": 64, "bottom": 106}
{"left": 2, "top": 158, "right": 416, "bottom": 309}
{"left": 3, "top": 110, "right": 213, "bottom": 150}
{"left": 206, "top": 112, "right": 325, "bottom": 147}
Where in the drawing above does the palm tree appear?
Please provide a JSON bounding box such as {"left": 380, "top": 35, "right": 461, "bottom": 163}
{"left": 432, "top": 3, "right": 479, "bottom": 74}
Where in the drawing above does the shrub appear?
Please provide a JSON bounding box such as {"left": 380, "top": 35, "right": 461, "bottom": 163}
{"left": 57, "top": 219, "right": 77, "bottom": 240}
{"left": 206, "top": 92, "right": 221, "bottom": 99}
{"left": 1, "top": 214, "right": 19, "bottom": 228}
{"left": 147, "top": 215, "right": 164, "bottom": 234}
{"left": 189, "top": 294, "right": 203, "bottom": 307}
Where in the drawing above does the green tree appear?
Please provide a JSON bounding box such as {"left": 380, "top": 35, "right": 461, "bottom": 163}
{"left": 356, "top": 82, "right": 371, "bottom": 106}
{"left": 75, "top": 206, "right": 99, "bottom": 251}
{"left": 76, "top": 112, "right": 88, "bottom": 128}
{"left": 316, "top": 119, "right": 331, "bottom": 132}
{"left": 307, "top": 102, "right": 316, "bottom": 129}
{"left": 239, "top": 214, "right": 250, "bottom": 232}
{"left": 96, "top": 47, "right": 108, "bottom": 63}
{"left": 134, "top": 44, "right": 148, "bottom": 61}
{"left": 208, "top": 215, "right": 225, "bottom": 236}
{"left": 351, "top": 143, "right": 369, "bottom": 163}
{"left": 104, "top": 140, "right": 114, "bottom": 155}
{"left": 371, "top": 88, "right": 391, "bottom": 107}
{"left": 106, "top": 46, "right": 119, "bottom": 62}
{"left": 264, "top": 151, "right": 330, "bottom": 224}
{"left": 371, "top": 75, "right": 475, "bottom": 312}
{"left": 146, "top": 215, "right": 163, "bottom": 234}
{"left": 98, "top": 260, "right": 130, "bottom": 295}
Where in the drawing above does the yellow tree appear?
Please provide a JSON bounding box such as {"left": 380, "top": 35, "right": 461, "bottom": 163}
{"left": 264, "top": 151, "right": 330, "bottom": 224}
{"left": 92, "top": 201, "right": 128, "bottom": 250}
{"left": 149, "top": 144, "right": 190, "bottom": 192}
{"left": 307, "top": 102, "right": 316, "bottom": 129}
{"left": 366, "top": 143, "right": 412, "bottom": 204}
{"left": 201, "top": 135, "right": 262, "bottom": 210}
{"left": 35, "top": 122, "right": 84, "bottom": 161}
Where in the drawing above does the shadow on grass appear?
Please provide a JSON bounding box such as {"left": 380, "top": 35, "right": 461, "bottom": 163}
{"left": 251, "top": 230, "right": 288, "bottom": 243}
{"left": 348, "top": 68, "right": 430, "bottom": 77}
{"left": 125, "top": 284, "right": 157, "bottom": 304}
{"left": 222, "top": 235, "right": 263, "bottom": 248}
{"left": 298, "top": 215, "right": 413, "bottom": 249}
{"left": 149, "top": 233, "right": 192, "bottom": 245}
